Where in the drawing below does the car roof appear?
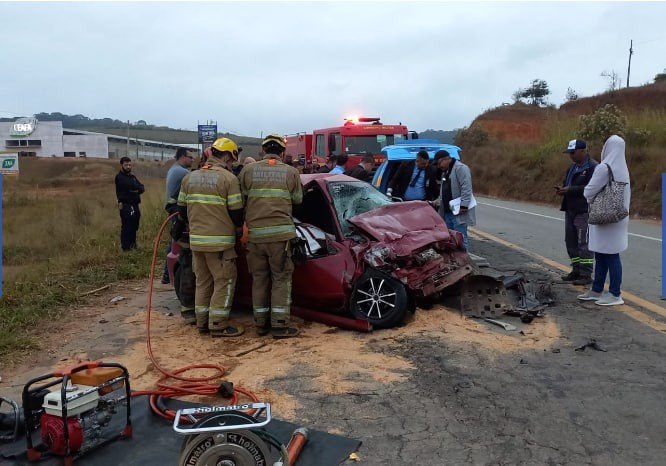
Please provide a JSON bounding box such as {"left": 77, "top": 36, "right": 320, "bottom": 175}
{"left": 300, "top": 173, "right": 358, "bottom": 185}
{"left": 381, "top": 139, "right": 461, "bottom": 161}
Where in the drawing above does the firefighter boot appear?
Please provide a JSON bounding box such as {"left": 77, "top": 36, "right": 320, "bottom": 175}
{"left": 270, "top": 317, "right": 299, "bottom": 339}
{"left": 195, "top": 306, "right": 209, "bottom": 334}
{"left": 254, "top": 315, "right": 270, "bottom": 336}
{"left": 180, "top": 306, "right": 196, "bottom": 325}
{"left": 209, "top": 309, "right": 244, "bottom": 338}
{"left": 253, "top": 307, "right": 271, "bottom": 336}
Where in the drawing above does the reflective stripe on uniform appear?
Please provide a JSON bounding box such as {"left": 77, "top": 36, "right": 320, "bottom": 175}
{"left": 228, "top": 193, "right": 243, "bottom": 208}
{"left": 570, "top": 257, "right": 580, "bottom": 264}
{"left": 190, "top": 234, "right": 235, "bottom": 247}
{"left": 271, "top": 307, "right": 289, "bottom": 316}
{"left": 195, "top": 306, "right": 208, "bottom": 316}
{"left": 246, "top": 188, "right": 292, "bottom": 200}
{"left": 209, "top": 308, "right": 230, "bottom": 319}
{"left": 248, "top": 224, "right": 295, "bottom": 239}
{"left": 177, "top": 191, "right": 187, "bottom": 206}
{"left": 184, "top": 193, "right": 227, "bottom": 205}
{"left": 167, "top": 198, "right": 178, "bottom": 205}
{"left": 579, "top": 259, "right": 595, "bottom": 264}
{"left": 291, "top": 191, "right": 302, "bottom": 204}
{"left": 253, "top": 307, "right": 269, "bottom": 315}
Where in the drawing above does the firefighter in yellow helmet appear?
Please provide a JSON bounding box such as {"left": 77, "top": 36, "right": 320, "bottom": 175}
{"left": 239, "top": 133, "right": 303, "bottom": 338}
{"left": 177, "top": 137, "right": 245, "bottom": 337}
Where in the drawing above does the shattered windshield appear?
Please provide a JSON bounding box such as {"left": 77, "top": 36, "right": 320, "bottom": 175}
{"left": 328, "top": 181, "right": 392, "bottom": 237}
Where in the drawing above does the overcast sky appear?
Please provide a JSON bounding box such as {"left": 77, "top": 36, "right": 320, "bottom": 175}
{"left": 1, "top": 1, "right": 665, "bottom": 136}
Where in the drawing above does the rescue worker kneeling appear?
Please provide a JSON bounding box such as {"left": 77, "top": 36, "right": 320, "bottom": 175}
{"left": 239, "top": 134, "right": 303, "bottom": 338}
{"left": 177, "top": 138, "right": 245, "bottom": 337}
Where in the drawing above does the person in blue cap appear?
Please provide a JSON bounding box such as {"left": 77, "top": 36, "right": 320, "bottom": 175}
{"left": 556, "top": 139, "right": 598, "bottom": 285}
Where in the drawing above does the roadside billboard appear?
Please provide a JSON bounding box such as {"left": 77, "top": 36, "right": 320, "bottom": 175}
{"left": 0, "top": 153, "right": 19, "bottom": 175}
{"left": 198, "top": 124, "right": 218, "bottom": 143}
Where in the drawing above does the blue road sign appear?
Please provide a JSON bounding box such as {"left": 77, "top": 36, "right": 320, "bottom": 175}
{"left": 198, "top": 125, "right": 218, "bottom": 143}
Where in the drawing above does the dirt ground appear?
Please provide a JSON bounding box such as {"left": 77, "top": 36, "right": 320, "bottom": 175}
{"left": 0, "top": 275, "right": 560, "bottom": 419}
{"left": 1, "top": 237, "right": 665, "bottom": 465}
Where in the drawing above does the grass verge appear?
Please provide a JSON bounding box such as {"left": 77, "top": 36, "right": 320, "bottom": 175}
{"left": 1, "top": 159, "right": 170, "bottom": 364}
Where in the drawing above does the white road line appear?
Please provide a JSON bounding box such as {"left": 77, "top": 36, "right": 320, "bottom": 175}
{"left": 479, "top": 201, "right": 662, "bottom": 243}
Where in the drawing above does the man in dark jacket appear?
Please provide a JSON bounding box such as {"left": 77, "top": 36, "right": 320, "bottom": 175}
{"left": 386, "top": 150, "right": 439, "bottom": 201}
{"left": 316, "top": 155, "right": 336, "bottom": 173}
{"left": 557, "top": 139, "right": 597, "bottom": 285}
{"left": 344, "top": 154, "right": 374, "bottom": 182}
{"left": 115, "top": 157, "right": 145, "bottom": 251}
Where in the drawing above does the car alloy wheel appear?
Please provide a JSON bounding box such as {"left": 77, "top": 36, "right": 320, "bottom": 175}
{"left": 351, "top": 269, "right": 408, "bottom": 329}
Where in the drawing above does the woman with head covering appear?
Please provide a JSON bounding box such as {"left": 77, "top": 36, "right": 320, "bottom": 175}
{"left": 577, "top": 135, "right": 631, "bottom": 306}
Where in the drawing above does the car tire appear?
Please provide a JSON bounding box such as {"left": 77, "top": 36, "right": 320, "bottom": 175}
{"left": 173, "top": 264, "right": 182, "bottom": 303}
{"left": 351, "top": 269, "right": 408, "bottom": 329}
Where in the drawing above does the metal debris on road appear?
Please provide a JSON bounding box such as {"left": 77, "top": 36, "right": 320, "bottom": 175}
{"left": 484, "top": 318, "right": 517, "bottom": 331}
{"left": 461, "top": 270, "right": 554, "bottom": 326}
{"left": 109, "top": 295, "right": 125, "bottom": 303}
{"left": 575, "top": 339, "right": 607, "bottom": 352}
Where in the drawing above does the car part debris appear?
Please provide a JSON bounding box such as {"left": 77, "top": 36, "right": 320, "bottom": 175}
{"left": 468, "top": 253, "right": 490, "bottom": 268}
{"left": 467, "top": 315, "right": 517, "bottom": 331}
{"left": 575, "top": 339, "right": 607, "bottom": 352}
{"left": 461, "top": 271, "right": 553, "bottom": 324}
{"left": 483, "top": 318, "right": 517, "bottom": 331}
{"left": 109, "top": 295, "right": 125, "bottom": 304}
{"left": 461, "top": 274, "right": 513, "bottom": 318}
{"left": 520, "top": 313, "right": 534, "bottom": 324}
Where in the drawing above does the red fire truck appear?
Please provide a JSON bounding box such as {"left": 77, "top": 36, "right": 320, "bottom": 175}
{"left": 285, "top": 117, "right": 414, "bottom": 172}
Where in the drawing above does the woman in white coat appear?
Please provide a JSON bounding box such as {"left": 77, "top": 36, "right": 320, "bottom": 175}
{"left": 578, "top": 135, "right": 630, "bottom": 306}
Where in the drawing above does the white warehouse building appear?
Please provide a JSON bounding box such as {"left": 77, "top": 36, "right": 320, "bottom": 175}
{"left": 0, "top": 118, "right": 197, "bottom": 160}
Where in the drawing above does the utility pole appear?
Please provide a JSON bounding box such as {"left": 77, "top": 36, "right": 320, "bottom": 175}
{"left": 626, "top": 39, "right": 634, "bottom": 88}
{"left": 126, "top": 120, "right": 130, "bottom": 157}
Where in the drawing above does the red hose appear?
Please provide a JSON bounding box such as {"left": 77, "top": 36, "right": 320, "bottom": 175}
{"left": 131, "top": 213, "right": 258, "bottom": 421}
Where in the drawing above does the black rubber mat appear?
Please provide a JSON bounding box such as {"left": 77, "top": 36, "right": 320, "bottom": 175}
{"left": 0, "top": 396, "right": 360, "bottom": 465}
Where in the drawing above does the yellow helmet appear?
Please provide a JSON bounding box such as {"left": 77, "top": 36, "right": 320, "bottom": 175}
{"left": 262, "top": 133, "right": 286, "bottom": 149}
{"left": 212, "top": 137, "right": 239, "bottom": 158}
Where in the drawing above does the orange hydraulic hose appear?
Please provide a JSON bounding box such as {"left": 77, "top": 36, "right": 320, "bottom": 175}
{"left": 131, "top": 213, "right": 258, "bottom": 421}
{"left": 287, "top": 428, "right": 309, "bottom": 464}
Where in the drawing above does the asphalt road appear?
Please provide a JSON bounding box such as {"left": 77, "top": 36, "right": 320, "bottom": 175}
{"left": 474, "top": 196, "right": 663, "bottom": 308}
{"left": 325, "top": 239, "right": 666, "bottom": 465}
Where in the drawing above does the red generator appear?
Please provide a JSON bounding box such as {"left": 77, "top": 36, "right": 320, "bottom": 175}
{"left": 22, "top": 361, "right": 132, "bottom": 466}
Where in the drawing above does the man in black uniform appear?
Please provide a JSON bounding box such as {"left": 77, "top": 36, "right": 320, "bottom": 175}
{"left": 557, "top": 139, "right": 597, "bottom": 285}
{"left": 115, "top": 157, "right": 145, "bottom": 251}
{"left": 386, "top": 150, "right": 439, "bottom": 201}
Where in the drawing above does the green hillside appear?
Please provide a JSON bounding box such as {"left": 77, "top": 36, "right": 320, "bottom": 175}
{"left": 458, "top": 81, "right": 666, "bottom": 218}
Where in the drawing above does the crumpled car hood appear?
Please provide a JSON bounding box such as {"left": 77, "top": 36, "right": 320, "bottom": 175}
{"left": 348, "top": 201, "right": 454, "bottom": 256}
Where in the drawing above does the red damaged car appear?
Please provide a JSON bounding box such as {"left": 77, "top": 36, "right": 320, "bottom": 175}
{"left": 168, "top": 174, "right": 472, "bottom": 329}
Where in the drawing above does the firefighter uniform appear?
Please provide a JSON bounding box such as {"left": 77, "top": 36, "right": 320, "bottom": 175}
{"left": 178, "top": 142, "right": 244, "bottom": 336}
{"left": 239, "top": 135, "right": 303, "bottom": 336}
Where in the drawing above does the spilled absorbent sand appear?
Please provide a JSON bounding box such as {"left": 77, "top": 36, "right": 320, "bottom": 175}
{"left": 109, "top": 302, "right": 560, "bottom": 419}
{"left": 0, "top": 280, "right": 560, "bottom": 421}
